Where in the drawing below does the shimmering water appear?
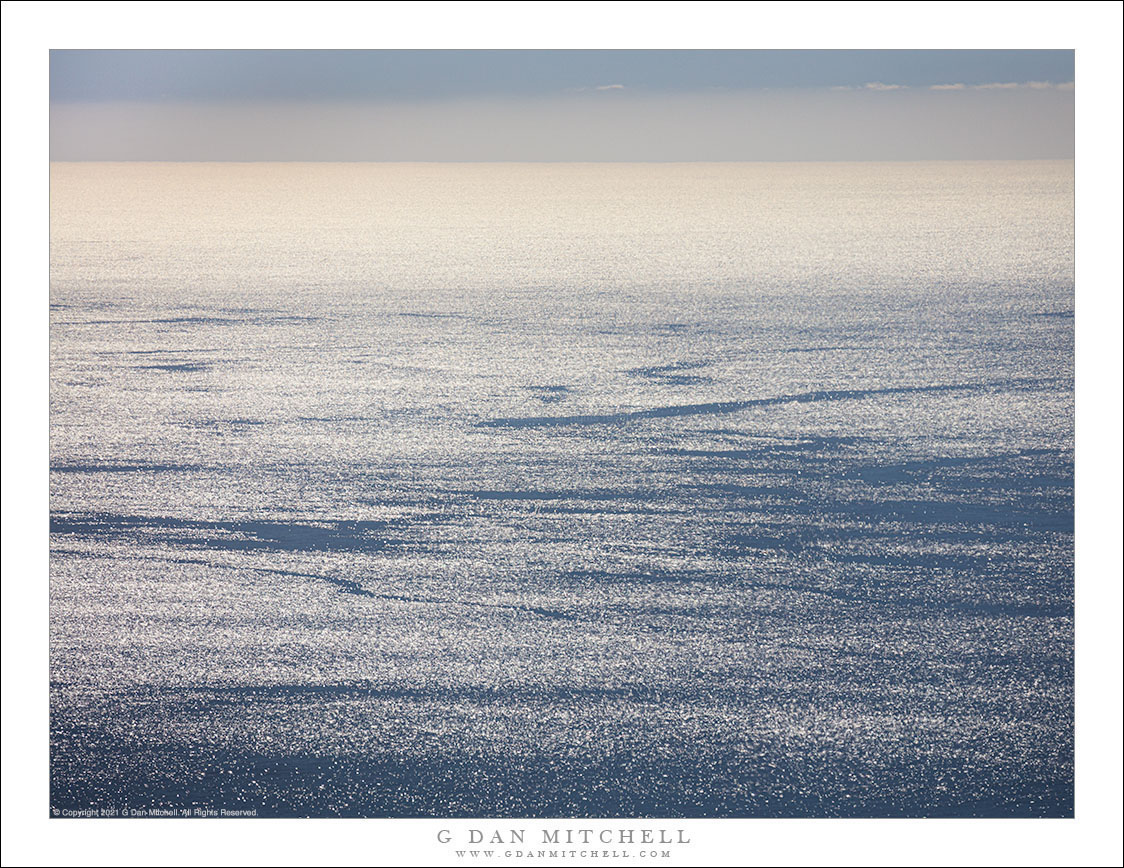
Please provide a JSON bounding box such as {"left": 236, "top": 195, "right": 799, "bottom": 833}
{"left": 50, "top": 161, "right": 1074, "bottom": 817}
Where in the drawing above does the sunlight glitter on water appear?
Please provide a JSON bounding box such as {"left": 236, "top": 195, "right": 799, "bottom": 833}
{"left": 50, "top": 161, "right": 1073, "bottom": 816}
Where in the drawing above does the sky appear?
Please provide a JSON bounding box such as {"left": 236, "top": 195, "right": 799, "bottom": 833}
{"left": 49, "top": 50, "right": 1074, "bottom": 161}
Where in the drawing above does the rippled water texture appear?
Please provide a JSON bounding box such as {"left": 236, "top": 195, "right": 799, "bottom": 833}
{"left": 50, "top": 162, "right": 1074, "bottom": 817}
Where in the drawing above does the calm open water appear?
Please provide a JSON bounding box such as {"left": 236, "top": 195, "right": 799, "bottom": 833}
{"left": 50, "top": 161, "right": 1073, "bottom": 816}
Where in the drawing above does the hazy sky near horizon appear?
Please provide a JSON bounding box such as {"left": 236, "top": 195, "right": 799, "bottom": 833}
{"left": 50, "top": 50, "right": 1075, "bottom": 161}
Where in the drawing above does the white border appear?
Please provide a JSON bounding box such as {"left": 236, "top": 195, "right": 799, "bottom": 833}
{"left": 4, "top": 3, "right": 1121, "bottom": 866}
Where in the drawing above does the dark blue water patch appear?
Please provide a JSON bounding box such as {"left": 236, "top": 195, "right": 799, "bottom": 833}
{"left": 699, "top": 428, "right": 806, "bottom": 439}
{"left": 477, "top": 379, "right": 1059, "bottom": 428}
{"left": 52, "top": 298, "right": 119, "bottom": 310}
{"left": 245, "top": 564, "right": 375, "bottom": 598}
{"left": 692, "top": 483, "right": 804, "bottom": 498}
{"left": 48, "top": 512, "right": 433, "bottom": 555}
{"left": 715, "top": 517, "right": 1071, "bottom": 554}
{"left": 139, "top": 362, "right": 211, "bottom": 373}
{"left": 718, "top": 578, "right": 1072, "bottom": 620}
{"left": 217, "top": 308, "right": 318, "bottom": 320}
{"left": 525, "top": 385, "right": 572, "bottom": 404}
{"left": 51, "top": 547, "right": 378, "bottom": 599}
{"left": 241, "top": 564, "right": 575, "bottom": 618}
{"left": 460, "top": 489, "right": 662, "bottom": 502}
{"left": 847, "top": 448, "right": 1071, "bottom": 484}
{"left": 830, "top": 498, "right": 1073, "bottom": 533}
{"left": 944, "top": 599, "right": 1073, "bottom": 618}
{"left": 297, "top": 415, "right": 373, "bottom": 423}
{"left": 557, "top": 567, "right": 721, "bottom": 587}
{"left": 398, "top": 311, "right": 470, "bottom": 319}
{"left": 1032, "top": 310, "right": 1074, "bottom": 318}
{"left": 786, "top": 435, "right": 867, "bottom": 448}
{"left": 656, "top": 444, "right": 1071, "bottom": 536}
{"left": 721, "top": 532, "right": 807, "bottom": 553}
{"left": 74, "top": 315, "right": 320, "bottom": 326}
{"left": 626, "top": 360, "right": 713, "bottom": 386}
{"left": 662, "top": 444, "right": 851, "bottom": 462}
{"left": 80, "top": 316, "right": 242, "bottom": 326}
{"left": 717, "top": 494, "right": 1073, "bottom": 535}
{"left": 852, "top": 473, "right": 1075, "bottom": 501}
{"left": 115, "top": 348, "right": 219, "bottom": 355}
{"left": 661, "top": 446, "right": 805, "bottom": 459}
{"left": 826, "top": 550, "right": 998, "bottom": 570}
{"left": 50, "top": 462, "right": 206, "bottom": 474}
{"left": 783, "top": 345, "right": 873, "bottom": 353}
{"left": 450, "top": 488, "right": 679, "bottom": 517}
{"left": 509, "top": 504, "right": 673, "bottom": 516}
{"left": 186, "top": 419, "right": 267, "bottom": 432}
{"left": 52, "top": 545, "right": 579, "bottom": 614}
{"left": 659, "top": 435, "right": 870, "bottom": 462}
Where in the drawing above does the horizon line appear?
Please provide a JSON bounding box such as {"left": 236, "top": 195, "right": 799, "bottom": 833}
{"left": 49, "top": 157, "right": 1076, "bottom": 165}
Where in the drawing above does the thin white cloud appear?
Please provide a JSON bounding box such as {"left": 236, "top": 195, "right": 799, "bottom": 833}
{"left": 571, "top": 80, "right": 1071, "bottom": 96}
{"left": 938, "top": 80, "right": 1073, "bottom": 91}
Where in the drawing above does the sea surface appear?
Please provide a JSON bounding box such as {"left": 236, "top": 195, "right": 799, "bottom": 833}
{"left": 49, "top": 161, "right": 1074, "bottom": 817}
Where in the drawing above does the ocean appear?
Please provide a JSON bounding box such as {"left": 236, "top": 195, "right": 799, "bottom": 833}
{"left": 49, "top": 161, "right": 1074, "bottom": 817}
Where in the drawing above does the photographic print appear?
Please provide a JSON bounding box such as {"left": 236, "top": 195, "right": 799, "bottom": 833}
{"left": 47, "top": 47, "right": 1076, "bottom": 823}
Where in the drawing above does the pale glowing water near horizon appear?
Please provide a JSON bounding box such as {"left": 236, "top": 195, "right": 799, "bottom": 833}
{"left": 50, "top": 161, "right": 1074, "bottom": 817}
